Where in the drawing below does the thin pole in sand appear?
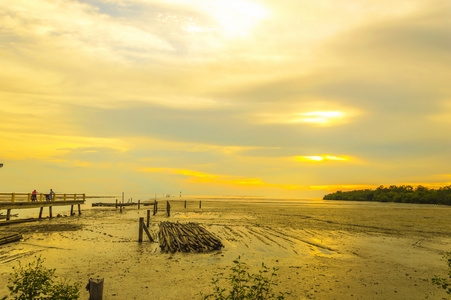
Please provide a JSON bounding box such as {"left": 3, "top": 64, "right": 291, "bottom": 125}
{"left": 138, "top": 200, "right": 140, "bottom": 209}
{"left": 199, "top": 201, "right": 202, "bottom": 209}
{"left": 147, "top": 209, "right": 150, "bottom": 227}
{"left": 122, "top": 192, "right": 124, "bottom": 204}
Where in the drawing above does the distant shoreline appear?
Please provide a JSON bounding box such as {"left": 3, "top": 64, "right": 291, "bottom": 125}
{"left": 323, "top": 185, "right": 451, "bottom": 205}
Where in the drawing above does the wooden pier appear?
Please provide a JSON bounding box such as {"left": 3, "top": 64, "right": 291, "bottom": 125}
{"left": 0, "top": 193, "right": 85, "bottom": 221}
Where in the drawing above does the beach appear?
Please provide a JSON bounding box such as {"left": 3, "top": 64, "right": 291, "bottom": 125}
{"left": 0, "top": 198, "right": 450, "bottom": 299}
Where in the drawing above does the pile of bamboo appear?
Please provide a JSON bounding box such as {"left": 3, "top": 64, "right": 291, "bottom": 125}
{"left": 0, "top": 233, "right": 22, "bottom": 245}
{"left": 158, "top": 222, "right": 223, "bottom": 253}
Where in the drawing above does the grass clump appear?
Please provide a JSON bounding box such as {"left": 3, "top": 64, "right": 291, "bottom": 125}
{"left": 3, "top": 256, "right": 80, "bottom": 300}
{"left": 432, "top": 251, "right": 451, "bottom": 295}
{"left": 199, "top": 256, "right": 284, "bottom": 300}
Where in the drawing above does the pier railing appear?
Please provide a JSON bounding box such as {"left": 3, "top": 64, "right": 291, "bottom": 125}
{"left": 0, "top": 193, "right": 86, "bottom": 203}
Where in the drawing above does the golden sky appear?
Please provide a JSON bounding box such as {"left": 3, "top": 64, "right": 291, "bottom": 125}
{"left": 1, "top": 0, "right": 451, "bottom": 198}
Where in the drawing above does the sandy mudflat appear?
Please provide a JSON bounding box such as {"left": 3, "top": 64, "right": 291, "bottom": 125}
{"left": 0, "top": 198, "right": 450, "bottom": 300}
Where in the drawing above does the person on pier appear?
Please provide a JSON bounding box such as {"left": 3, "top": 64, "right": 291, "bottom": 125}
{"left": 46, "top": 189, "right": 55, "bottom": 201}
{"left": 31, "top": 190, "right": 37, "bottom": 201}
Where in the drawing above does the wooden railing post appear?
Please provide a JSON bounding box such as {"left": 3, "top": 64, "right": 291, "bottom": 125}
{"left": 11, "top": 193, "right": 15, "bottom": 203}
{"left": 39, "top": 193, "right": 43, "bottom": 202}
{"left": 74, "top": 193, "right": 77, "bottom": 201}
{"left": 64, "top": 193, "right": 67, "bottom": 201}
{"left": 83, "top": 194, "right": 86, "bottom": 201}
{"left": 28, "top": 193, "right": 31, "bottom": 202}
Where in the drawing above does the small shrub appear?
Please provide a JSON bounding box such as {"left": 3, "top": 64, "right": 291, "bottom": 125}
{"left": 432, "top": 251, "right": 451, "bottom": 295}
{"left": 199, "top": 256, "right": 284, "bottom": 300}
{"left": 6, "top": 256, "right": 80, "bottom": 300}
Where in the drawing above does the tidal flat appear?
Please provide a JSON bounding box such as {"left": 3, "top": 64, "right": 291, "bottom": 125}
{"left": 0, "top": 198, "right": 450, "bottom": 299}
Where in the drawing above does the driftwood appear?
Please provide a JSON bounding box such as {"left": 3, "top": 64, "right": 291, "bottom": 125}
{"left": 158, "top": 222, "right": 223, "bottom": 253}
{"left": 0, "top": 218, "right": 36, "bottom": 226}
{"left": 0, "top": 233, "right": 23, "bottom": 245}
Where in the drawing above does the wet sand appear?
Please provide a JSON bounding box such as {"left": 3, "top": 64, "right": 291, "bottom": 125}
{"left": 0, "top": 198, "right": 450, "bottom": 299}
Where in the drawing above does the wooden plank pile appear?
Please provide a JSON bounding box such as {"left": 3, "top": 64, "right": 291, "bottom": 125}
{"left": 158, "top": 222, "right": 223, "bottom": 253}
{"left": 0, "top": 233, "right": 23, "bottom": 245}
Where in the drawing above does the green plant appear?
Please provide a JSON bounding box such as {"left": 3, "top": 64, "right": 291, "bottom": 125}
{"left": 432, "top": 252, "right": 451, "bottom": 295}
{"left": 6, "top": 256, "right": 80, "bottom": 300}
{"left": 200, "top": 256, "right": 284, "bottom": 300}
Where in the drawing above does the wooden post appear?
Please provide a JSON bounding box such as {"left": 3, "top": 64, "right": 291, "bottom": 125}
{"left": 70, "top": 205, "right": 74, "bottom": 216}
{"left": 199, "top": 200, "right": 202, "bottom": 209}
{"left": 11, "top": 193, "right": 15, "bottom": 203}
{"left": 120, "top": 204, "right": 123, "bottom": 213}
{"left": 166, "top": 201, "right": 170, "bottom": 217}
{"left": 122, "top": 192, "right": 124, "bottom": 203}
{"left": 78, "top": 204, "right": 82, "bottom": 215}
{"left": 39, "top": 207, "right": 44, "bottom": 218}
{"left": 40, "top": 193, "right": 43, "bottom": 202}
{"left": 138, "top": 217, "right": 144, "bottom": 242}
{"left": 142, "top": 219, "right": 153, "bottom": 242}
{"left": 147, "top": 210, "right": 150, "bottom": 227}
{"left": 138, "top": 200, "right": 140, "bottom": 209}
{"left": 115, "top": 199, "right": 118, "bottom": 209}
{"left": 28, "top": 193, "right": 31, "bottom": 202}
{"left": 6, "top": 209, "right": 11, "bottom": 220}
{"left": 153, "top": 200, "right": 156, "bottom": 216}
{"left": 184, "top": 200, "right": 186, "bottom": 209}
{"left": 74, "top": 194, "right": 77, "bottom": 201}
{"left": 83, "top": 194, "right": 86, "bottom": 201}
{"left": 49, "top": 206, "right": 53, "bottom": 218}
{"left": 88, "top": 278, "right": 104, "bottom": 300}
{"left": 64, "top": 193, "right": 67, "bottom": 201}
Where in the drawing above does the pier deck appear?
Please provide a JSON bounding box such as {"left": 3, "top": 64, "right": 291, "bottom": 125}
{"left": 0, "top": 193, "right": 86, "bottom": 220}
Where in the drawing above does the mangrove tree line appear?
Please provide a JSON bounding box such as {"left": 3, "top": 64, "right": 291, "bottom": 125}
{"left": 323, "top": 185, "right": 451, "bottom": 205}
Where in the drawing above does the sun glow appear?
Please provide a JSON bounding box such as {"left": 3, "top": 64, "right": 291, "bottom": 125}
{"left": 296, "top": 111, "right": 344, "bottom": 124}
{"left": 296, "top": 155, "right": 349, "bottom": 162}
{"left": 206, "top": 0, "right": 270, "bottom": 38}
